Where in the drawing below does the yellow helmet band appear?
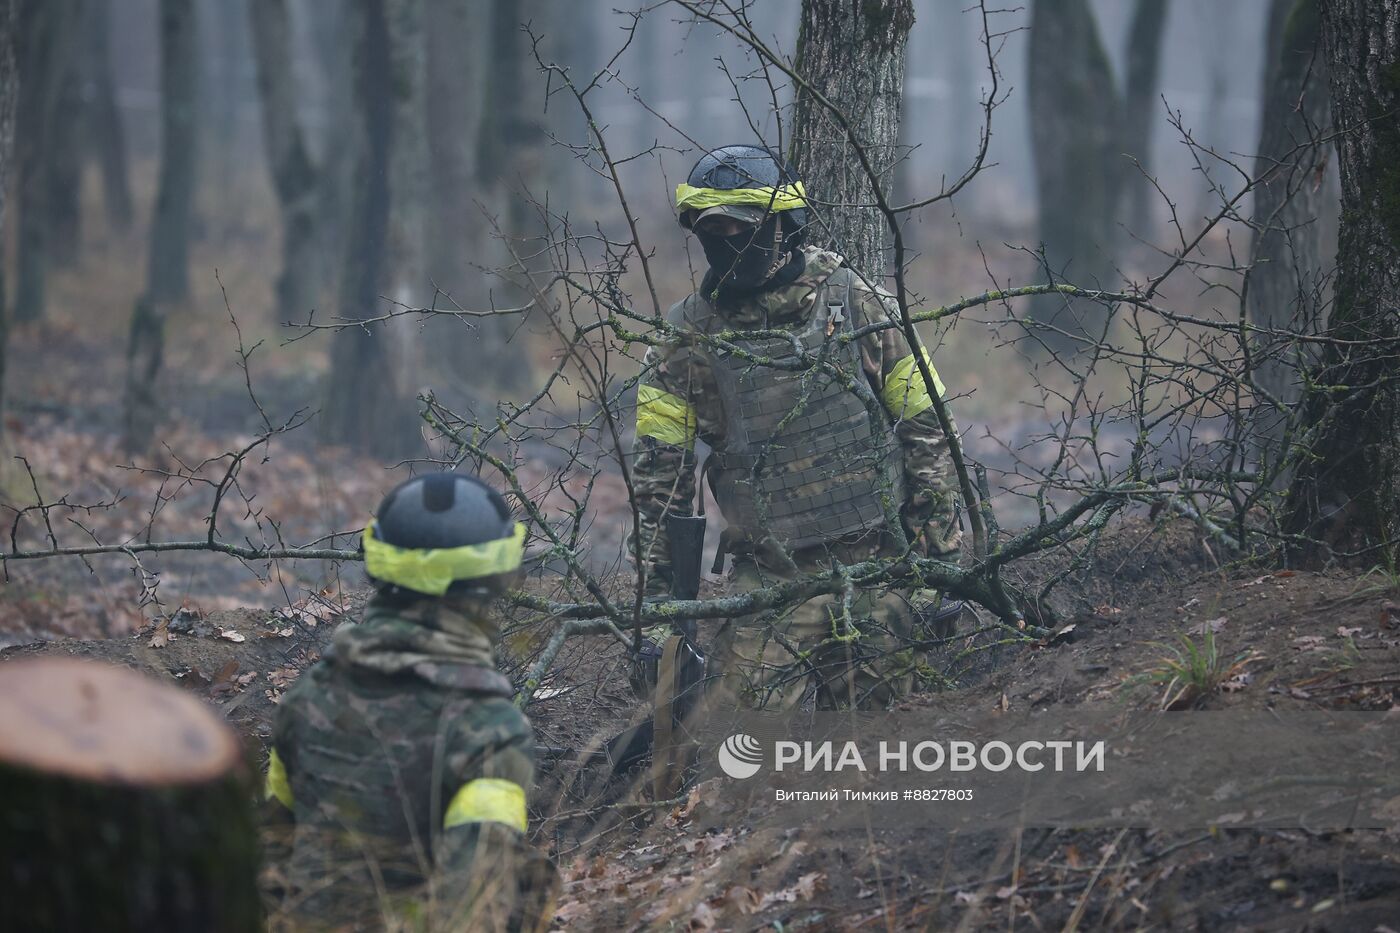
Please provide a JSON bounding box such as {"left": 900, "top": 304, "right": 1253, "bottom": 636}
{"left": 675, "top": 181, "right": 808, "bottom": 214}
{"left": 361, "top": 519, "right": 525, "bottom": 596}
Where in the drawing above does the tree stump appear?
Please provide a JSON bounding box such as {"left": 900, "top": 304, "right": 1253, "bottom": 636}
{"left": 0, "top": 658, "right": 261, "bottom": 932}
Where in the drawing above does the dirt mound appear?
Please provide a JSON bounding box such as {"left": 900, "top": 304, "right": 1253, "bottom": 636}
{"left": 541, "top": 533, "right": 1400, "bottom": 931}
{"left": 0, "top": 598, "right": 352, "bottom": 743}
{"left": 6, "top": 518, "right": 1400, "bottom": 929}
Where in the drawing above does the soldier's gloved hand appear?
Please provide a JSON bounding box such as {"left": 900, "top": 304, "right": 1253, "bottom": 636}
{"left": 911, "top": 589, "right": 963, "bottom": 641}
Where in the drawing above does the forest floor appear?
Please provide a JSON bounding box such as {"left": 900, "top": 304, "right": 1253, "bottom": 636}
{"left": 6, "top": 167, "right": 1389, "bottom": 930}
{"left": 6, "top": 517, "right": 1400, "bottom": 931}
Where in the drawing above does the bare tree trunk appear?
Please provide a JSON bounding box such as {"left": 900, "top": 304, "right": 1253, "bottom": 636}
{"left": 122, "top": 296, "right": 164, "bottom": 454}
{"left": 1192, "top": 0, "right": 1240, "bottom": 219}
{"left": 0, "top": 0, "right": 18, "bottom": 441}
{"left": 305, "top": 0, "right": 355, "bottom": 295}
{"left": 321, "top": 0, "right": 416, "bottom": 457}
{"left": 145, "top": 0, "right": 199, "bottom": 305}
{"left": 426, "top": 0, "right": 486, "bottom": 286}
{"left": 44, "top": 0, "right": 86, "bottom": 267}
{"left": 248, "top": 0, "right": 320, "bottom": 322}
{"left": 1248, "top": 0, "right": 1333, "bottom": 454}
{"left": 1121, "top": 0, "right": 1169, "bottom": 234}
{"left": 1285, "top": 0, "right": 1400, "bottom": 555}
{"left": 14, "top": 0, "right": 59, "bottom": 322}
{"left": 425, "top": 0, "right": 497, "bottom": 397}
{"left": 553, "top": 0, "right": 602, "bottom": 211}
{"left": 790, "top": 0, "right": 914, "bottom": 280}
{"left": 945, "top": 0, "right": 977, "bottom": 178}
{"left": 200, "top": 0, "right": 247, "bottom": 245}
{"left": 1026, "top": 0, "right": 1120, "bottom": 354}
{"left": 84, "top": 0, "right": 133, "bottom": 230}
{"left": 124, "top": 0, "right": 198, "bottom": 453}
{"left": 469, "top": 0, "right": 544, "bottom": 397}
{"left": 384, "top": 0, "right": 427, "bottom": 311}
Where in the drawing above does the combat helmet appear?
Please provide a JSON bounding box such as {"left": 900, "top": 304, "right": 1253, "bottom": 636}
{"left": 362, "top": 473, "right": 525, "bottom": 598}
{"left": 676, "top": 144, "right": 811, "bottom": 243}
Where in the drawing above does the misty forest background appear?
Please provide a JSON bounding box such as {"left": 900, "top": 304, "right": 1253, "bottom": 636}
{"left": 0, "top": 0, "right": 1334, "bottom": 640}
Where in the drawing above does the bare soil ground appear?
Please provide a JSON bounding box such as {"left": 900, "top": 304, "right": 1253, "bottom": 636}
{"left": 6, "top": 517, "right": 1400, "bottom": 930}
{"left": 532, "top": 521, "right": 1400, "bottom": 932}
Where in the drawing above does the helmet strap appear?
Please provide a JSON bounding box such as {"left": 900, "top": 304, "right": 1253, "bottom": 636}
{"left": 763, "top": 221, "right": 787, "bottom": 282}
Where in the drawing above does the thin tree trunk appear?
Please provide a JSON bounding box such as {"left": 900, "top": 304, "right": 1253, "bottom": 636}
{"left": 1285, "top": 0, "right": 1400, "bottom": 555}
{"left": 790, "top": 0, "right": 914, "bottom": 280}
{"left": 124, "top": 0, "right": 198, "bottom": 453}
{"left": 946, "top": 0, "right": 976, "bottom": 178}
{"left": 468, "top": 0, "right": 542, "bottom": 397}
{"left": 145, "top": 0, "right": 198, "bottom": 305}
{"left": 200, "top": 0, "right": 246, "bottom": 245}
{"left": 0, "top": 0, "right": 18, "bottom": 441}
{"left": 84, "top": 0, "right": 133, "bottom": 230}
{"left": 1026, "top": 0, "right": 1120, "bottom": 354}
{"left": 426, "top": 0, "right": 487, "bottom": 287}
{"left": 44, "top": 0, "right": 86, "bottom": 267}
{"left": 122, "top": 296, "right": 163, "bottom": 455}
{"left": 249, "top": 0, "right": 320, "bottom": 322}
{"left": 425, "top": 0, "right": 497, "bottom": 397}
{"left": 1247, "top": 0, "right": 1333, "bottom": 458}
{"left": 1121, "top": 0, "right": 1169, "bottom": 234}
{"left": 320, "top": 0, "right": 415, "bottom": 457}
{"left": 13, "top": 0, "right": 59, "bottom": 322}
{"left": 384, "top": 0, "right": 427, "bottom": 311}
{"left": 305, "top": 0, "right": 355, "bottom": 298}
{"left": 1193, "top": 0, "right": 1240, "bottom": 219}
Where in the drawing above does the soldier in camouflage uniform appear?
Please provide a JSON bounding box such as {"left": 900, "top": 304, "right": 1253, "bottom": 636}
{"left": 631, "top": 145, "right": 962, "bottom": 710}
{"left": 265, "top": 474, "right": 556, "bottom": 931}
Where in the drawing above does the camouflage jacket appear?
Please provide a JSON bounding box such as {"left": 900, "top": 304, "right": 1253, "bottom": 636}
{"left": 271, "top": 594, "right": 541, "bottom": 922}
{"left": 631, "top": 248, "right": 962, "bottom": 591}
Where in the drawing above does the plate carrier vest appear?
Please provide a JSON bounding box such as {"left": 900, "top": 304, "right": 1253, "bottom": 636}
{"left": 683, "top": 266, "right": 905, "bottom": 551}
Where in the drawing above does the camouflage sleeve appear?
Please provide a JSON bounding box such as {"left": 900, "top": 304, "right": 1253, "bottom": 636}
{"left": 436, "top": 698, "right": 556, "bottom": 926}
{"left": 628, "top": 305, "right": 723, "bottom": 595}
{"left": 849, "top": 278, "right": 963, "bottom": 559}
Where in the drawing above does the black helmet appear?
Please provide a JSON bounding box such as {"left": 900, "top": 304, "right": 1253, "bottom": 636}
{"left": 362, "top": 473, "right": 524, "bottom": 596}
{"left": 676, "top": 144, "right": 811, "bottom": 242}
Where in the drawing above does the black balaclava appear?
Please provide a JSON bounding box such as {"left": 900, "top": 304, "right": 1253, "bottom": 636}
{"left": 697, "top": 216, "right": 804, "bottom": 300}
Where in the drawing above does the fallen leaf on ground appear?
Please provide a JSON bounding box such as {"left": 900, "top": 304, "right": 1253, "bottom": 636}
{"left": 726, "top": 885, "right": 762, "bottom": 914}
{"left": 688, "top": 901, "right": 719, "bottom": 930}
{"left": 1221, "top": 671, "right": 1252, "bottom": 692}
{"left": 219, "top": 628, "right": 246, "bottom": 643}
{"left": 1292, "top": 635, "right": 1325, "bottom": 651}
{"left": 760, "top": 872, "right": 826, "bottom": 909}
{"left": 148, "top": 620, "right": 169, "bottom": 648}
{"left": 1189, "top": 617, "right": 1227, "bottom": 635}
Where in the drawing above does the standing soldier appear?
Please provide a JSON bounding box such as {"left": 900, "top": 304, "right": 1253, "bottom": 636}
{"left": 632, "top": 145, "right": 963, "bottom": 711}
{"left": 265, "top": 473, "right": 557, "bottom": 930}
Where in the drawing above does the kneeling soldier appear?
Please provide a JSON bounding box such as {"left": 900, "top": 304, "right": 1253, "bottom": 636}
{"left": 266, "top": 473, "right": 556, "bottom": 931}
